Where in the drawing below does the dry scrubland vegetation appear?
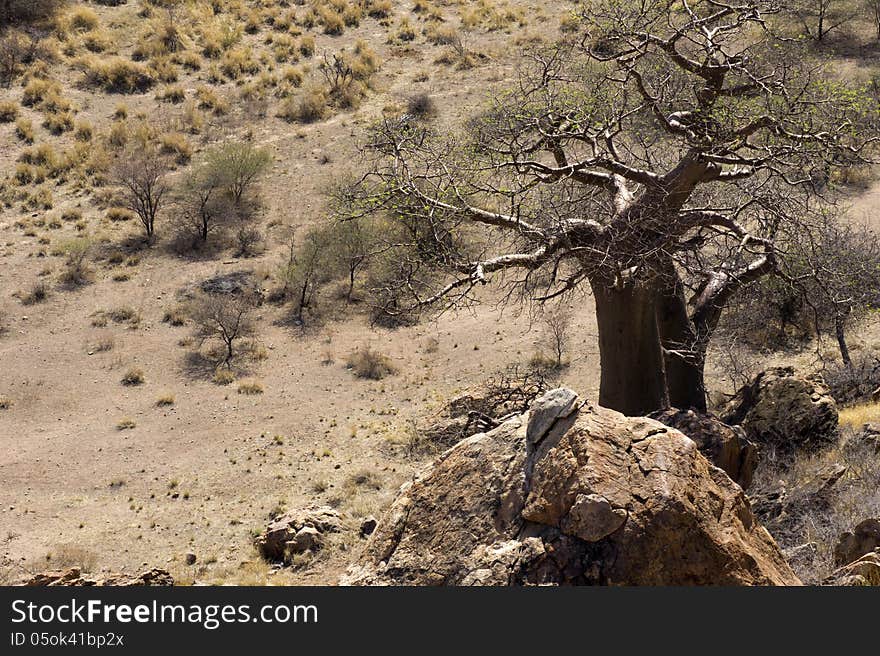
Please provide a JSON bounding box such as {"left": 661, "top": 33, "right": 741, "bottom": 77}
{"left": 0, "top": 0, "right": 879, "bottom": 584}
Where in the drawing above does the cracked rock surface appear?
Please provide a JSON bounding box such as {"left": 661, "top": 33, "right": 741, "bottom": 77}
{"left": 341, "top": 389, "right": 800, "bottom": 586}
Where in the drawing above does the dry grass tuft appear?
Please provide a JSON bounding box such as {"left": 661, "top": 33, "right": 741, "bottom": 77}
{"left": 346, "top": 347, "right": 397, "bottom": 380}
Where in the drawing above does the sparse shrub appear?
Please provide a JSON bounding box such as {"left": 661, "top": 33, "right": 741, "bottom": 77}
{"left": 156, "top": 84, "right": 185, "bottom": 103}
{"left": 158, "top": 131, "right": 192, "bottom": 164}
{"left": 21, "top": 281, "right": 49, "bottom": 305}
{"left": 204, "top": 140, "right": 272, "bottom": 203}
{"left": 66, "top": 6, "right": 99, "bottom": 32}
{"left": 156, "top": 393, "right": 175, "bottom": 406}
{"left": 82, "top": 57, "right": 155, "bottom": 93}
{"left": 74, "top": 119, "right": 93, "bottom": 141}
{"left": 281, "top": 65, "right": 303, "bottom": 87}
{"left": 14, "top": 117, "right": 34, "bottom": 142}
{"left": 278, "top": 85, "right": 327, "bottom": 122}
{"left": 212, "top": 368, "right": 235, "bottom": 385}
{"left": 425, "top": 23, "right": 458, "bottom": 45}
{"left": 406, "top": 92, "right": 435, "bottom": 118}
{"left": 366, "top": 0, "right": 392, "bottom": 19}
{"left": 148, "top": 55, "right": 178, "bottom": 83}
{"left": 162, "top": 305, "right": 187, "bottom": 326}
{"left": 116, "top": 417, "right": 136, "bottom": 430}
{"left": 397, "top": 16, "right": 416, "bottom": 41}
{"left": 58, "top": 236, "right": 92, "bottom": 286}
{"left": 235, "top": 226, "right": 263, "bottom": 258}
{"left": 346, "top": 346, "right": 397, "bottom": 380}
{"left": 22, "top": 78, "right": 57, "bottom": 106}
{"left": 824, "top": 354, "right": 880, "bottom": 406}
{"left": 318, "top": 6, "right": 345, "bottom": 35}
{"left": 19, "top": 142, "right": 60, "bottom": 171}
{"left": 42, "top": 109, "right": 73, "bottom": 134}
{"left": 0, "top": 101, "right": 18, "bottom": 122}
{"left": 195, "top": 85, "right": 229, "bottom": 114}
{"left": 106, "top": 207, "right": 134, "bottom": 222}
{"left": 105, "top": 305, "right": 139, "bottom": 325}
{"left": 107, "top": 120, "right": 128, "bottom": 148}
{"left": 220, "top": 46, "right": 260, "bottom": 79}
{"left": 299, "top": 35, "right": 315, "bottom": 57}
{"left": 237, "top": 379, "right": 263, "bottom": 395}
{"left": 90, "top": 334, "right": 114, "bottom": 352}
{"left": 81, "top": 28, "right": 112, "bottom": 53}
{"left": 121, "top": 367, "right": 145, "bottom": 385}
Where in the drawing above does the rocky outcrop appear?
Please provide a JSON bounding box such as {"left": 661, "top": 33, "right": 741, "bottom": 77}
{"left": 25, "top": 568, "right": 173, "bottom": 586}
{"left": 256, "top": 506, "right": 341, "bottom": 564}
{"left": 835, "top": 519, "right": 880, "bottom": 567}
{"left": 342, "top": 389, "right": 800, "bottom": 586}
{"left": 750, "top": 463, "right": 848, "bottom": 534}
{"left": 650, "top": 408, "right": 757, "bottom": 489}
{"left": 824, "top": 549, "right": 880, "bottom": 586}
{"left": 721, "top": 367, "right": 837, "bottom": 453}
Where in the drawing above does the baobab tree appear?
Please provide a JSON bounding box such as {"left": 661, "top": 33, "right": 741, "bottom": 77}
{"left": 342, "top": 0, "right": 879, "bottom": 415}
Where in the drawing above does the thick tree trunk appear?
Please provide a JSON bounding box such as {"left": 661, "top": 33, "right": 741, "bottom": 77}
{"left": 591, "top": 280, "right": 669, "bottom": 416}
{"left": 656, "top": 268, "right": 708, "bottom": 411}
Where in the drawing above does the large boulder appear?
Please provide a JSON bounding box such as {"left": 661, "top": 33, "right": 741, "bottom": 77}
{"left": 721, "top": 367, "right": 838, "bottom": 453}
{"left": 650, "top": 408, "right": 757, "bottom": 489}
{"left": 835, "top": 519, "right": 880, "bottom": 567}
{"left": 342, "top": 389, "right": 800, "bottom": 586}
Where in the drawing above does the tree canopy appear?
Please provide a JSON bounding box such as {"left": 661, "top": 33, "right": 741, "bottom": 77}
{"left": 342, "top": 0, "right": 880, "bottom": 415}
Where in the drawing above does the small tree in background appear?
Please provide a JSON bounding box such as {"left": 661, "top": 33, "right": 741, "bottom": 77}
{"left": 867, "top": 0, "right": 880, "bottom": 40}
{"left": 277, "top": 227, "right": 333, "bottom": 325}
{"left": 791, "top": 217, "right": 880, "bottom": 368}
{"left": 790, "top": 0, "right": 857, "bottom": 41}
{"left": 188, "top": 290, "right": 259, "bottom": 367}
{"left": 114, "top": 150, "right": 171, "bottom": 241}
{"left": 174, "top": 141, "right": 269, "bottom": 250}
{"left": 204, "top": 140, "right": 271, "bottom": 203}
{"left": 175, "top": 164, "right": 230, "bottom": 245}
{"left": 325, "top": 217, "right": 381, "bottom": 302}
{"left": 541, "top": 305, "right": 573, "bottom": 370}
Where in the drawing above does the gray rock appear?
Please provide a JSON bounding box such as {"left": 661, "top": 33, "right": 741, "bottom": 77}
{"left": 721, "top": 367, "right": 838, "bottom": 453}
{"left": 560, "top": 494, "right": 627, "bottom": 542}
{"left": 359, "top": 516, "right": 378, "bottom": 538}
{"left": 288, "top": 527, "right": 322, "bottom": 555}
{"left": 526, "top": 388, "right": 579, "bottom": 447}
{"left": 835, "top": 519, "right": 880, "bottom": 566}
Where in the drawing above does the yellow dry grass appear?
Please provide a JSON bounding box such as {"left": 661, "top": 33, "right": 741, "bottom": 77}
{"left": 837, "top": 402, "right": 880, "bottom": 429}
